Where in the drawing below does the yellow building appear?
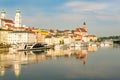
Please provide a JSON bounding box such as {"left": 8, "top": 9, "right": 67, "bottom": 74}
{"left": 87, "top": 35, "right": 97, "bottom": 42}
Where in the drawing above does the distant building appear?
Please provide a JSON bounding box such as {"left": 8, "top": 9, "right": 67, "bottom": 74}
{"left": 74, "top": 22, "right": 88, "bottom": 42}
{"left": 87, "top": 35, "right": 97, "bottom": 42}
{"left": 74, "top": 22, "right": 88, "bottom": 36}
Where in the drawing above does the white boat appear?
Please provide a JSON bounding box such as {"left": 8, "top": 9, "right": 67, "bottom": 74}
{"left": 100, "top": 41, "right": 113, "bottom": 47}
{"left": 70, "top": 42, "right": 81, "bottom": 47}
{"left": 88, "top": 43, "right": 97, "bottom": 47}
{"left": 100, "top": 43, "right": 105, "bottom": 47}
{"left": 9, "top": 43, "right": 49, "bottom": 52}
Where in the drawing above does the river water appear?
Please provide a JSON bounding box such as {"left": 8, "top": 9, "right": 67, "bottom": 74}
{"left": 0, "top": 46, "right": 120, "bottom": 80}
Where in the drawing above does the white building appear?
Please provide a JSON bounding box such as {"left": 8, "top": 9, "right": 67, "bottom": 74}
{"left": 44, "top": 35, "right": 53, "bottom": 45}
{"left": 0, "top": 9, "right": 14, "bottom": 29}
{"left": 8, "top": 31, "right": 36, "bottom": 44}
{"left": 0, "top": 30, "right": 11, "bottom": 44}
{"left": 63, "top": 36, "right": 71, "bottom": 44}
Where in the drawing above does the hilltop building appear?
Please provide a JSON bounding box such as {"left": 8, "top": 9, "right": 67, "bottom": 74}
{"left": 0, "top": 9, "right": 22, "bottom": 30}
{"left": 0, "top": 9, "right": 14, "bottom": 29}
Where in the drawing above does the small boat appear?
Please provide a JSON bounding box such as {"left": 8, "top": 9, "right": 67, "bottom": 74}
{"left": 88, "top": 42, "right": 97, "bottom": 47}
{"left": 70, "top": 42, "right": 81, "bottom": 47}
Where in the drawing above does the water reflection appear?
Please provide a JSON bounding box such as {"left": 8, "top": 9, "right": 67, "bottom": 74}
{"left": 0, "top": 46, "right": 97, "bottom": 77}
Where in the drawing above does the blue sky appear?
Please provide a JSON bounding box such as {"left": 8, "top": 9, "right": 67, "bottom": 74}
{"left": 0, "top": 0, "right": 120, "bottom": 36}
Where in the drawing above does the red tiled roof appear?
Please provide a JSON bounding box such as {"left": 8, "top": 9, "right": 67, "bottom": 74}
{"left": 1, "top": 19, "right": 14, "bottom": 24}
{"left": 49, "top": 30, "right": 54, "bottom": 33}
{"left": 80, "top": 28, "right": 87, "bottom": 32}
{"left": 74, "top": 28, "right": 87, "bottom": 32}
{"left": 5, "top": 24, "right": 16, "bottom": 28}
{"left": 45, "top": 35, "right": 52, "bottom": 38}
{"left": 18, "top": 27, "right": 26, "bottom": 29}
{"left": 64, "top": 30, "right": 70, "bottom": 32}
{"left": 63, "top": 36, "right": 68, "bottom": 38}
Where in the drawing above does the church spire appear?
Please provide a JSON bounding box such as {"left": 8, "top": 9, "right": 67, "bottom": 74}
{"left": 15, "top": 9, "right": 21, "bottom": 27}
{"left": 16, "top": 9, "right": 21, "bottom": 13}
{"left": 1, "top": 9, "right": 6, "bottom": 19}
{"left": 83, "top": 22, "right": 86, "bottom": 25}
{"left": 82, "top": 22, "right": 87, "bottom": 31}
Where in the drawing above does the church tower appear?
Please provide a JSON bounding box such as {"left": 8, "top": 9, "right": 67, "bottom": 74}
{"left": 15, "top": 9, "right": 21, "bottom": 27}
{"left": 1, "top": 9, "right": 6, "bottom": 19}
{"left": 0, "top": 9, "right": 6, "bottom": 28}
{"left": 82, "top": 22, "right": 87, "bottom": 31}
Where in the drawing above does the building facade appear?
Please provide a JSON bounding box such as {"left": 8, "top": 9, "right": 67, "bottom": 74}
{"left": 7, "top": 31, "right": 36, "bottom": 44}
{"left": 0, "top": 30, "right": 11, "bottom": 44}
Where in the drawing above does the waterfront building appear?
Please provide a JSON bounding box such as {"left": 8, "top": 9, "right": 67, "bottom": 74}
{"left": 53, "top": 37, "right": 61, "bottom": 44}
{"left": 74, "top": 22, "right": 88, "bottom": 42}
{"left": 7, "top": 31, "right": 36, "bottom": 44}
{"left": 26, "top": 28, "right": 49, "bottom": 43}
{"left": 0, "top": 29, "right": 11, "bottom": 44}
{"left": 44, "top": 35, "right": 53, "bottom": 45}
{"left": 82, "top": 36, "right": 89, "bottom": 42}
{"left": 63, "top": 36, "right": 71, "bottom": 44}
{"left": 87, "top": 35, "right": 97, "bottom": 42}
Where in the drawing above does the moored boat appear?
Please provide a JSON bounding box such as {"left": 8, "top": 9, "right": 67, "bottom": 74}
{"left": 9, "top": 43, "right": 50, "bottom": 52}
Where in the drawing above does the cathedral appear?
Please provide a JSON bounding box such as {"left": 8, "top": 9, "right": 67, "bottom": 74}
{"left": 0, "top": 9, "right": 22, "bottom": 30}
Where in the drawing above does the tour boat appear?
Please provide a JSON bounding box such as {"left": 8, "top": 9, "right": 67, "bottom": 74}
{"left": 9, "top": 43, "right": 49, "bottom": 52}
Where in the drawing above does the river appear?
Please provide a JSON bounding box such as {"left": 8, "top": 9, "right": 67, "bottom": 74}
{"left": 0, "top": 46, "right": 120, "bottom": 80}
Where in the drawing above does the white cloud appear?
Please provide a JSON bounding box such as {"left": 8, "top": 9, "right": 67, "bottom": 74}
{"left": 64, "top": 1, "right": 108, "bottom": 12}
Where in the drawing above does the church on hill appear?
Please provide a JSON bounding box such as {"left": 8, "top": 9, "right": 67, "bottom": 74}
{"left": 0, "top": 9, "right": 22, "bottom": 30}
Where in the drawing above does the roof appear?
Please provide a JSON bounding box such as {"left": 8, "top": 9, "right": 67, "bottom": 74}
{"left": 6, "top": 24, "right": 15, "bottom": 28}
{"left": 63, "top": 36, "right": 69, "bottom": 38}
{"left": 87, "top": 35, "right": 97, "bottom": 37}
{"left": 10, "top": 31, "right": 35, "bottom": 33}
{"left": 74, "top": 28, "right": 87, "bottom": 32}
{"left": 80, "top": 28, "right": 87, "bottom": 32}
{"left": 45, "top": 35, "right": 52, "bottom": 38}
{"left": 0, "top": 28, "right": 12, "bottom": 31}
{"left": 1, "top": 18, "right": 14, "bottom": 23}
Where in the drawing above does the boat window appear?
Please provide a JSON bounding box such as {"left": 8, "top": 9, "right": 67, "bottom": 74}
{"left": 32, "top": 43, "right": 44, "bottom": 48}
